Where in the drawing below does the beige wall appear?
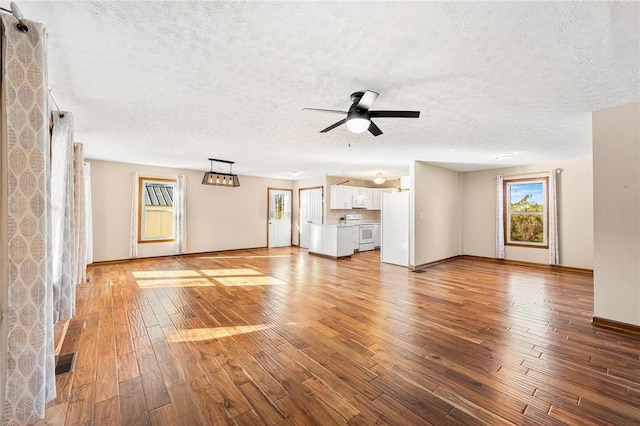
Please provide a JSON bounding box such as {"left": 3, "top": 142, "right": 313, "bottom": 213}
{"left": 461, "top": 157, "right": 594, "bottom": 269}
{"left": 411, "top": 161, "right": 462, "bottom": 267}
{"left": 593, "top": 102, "right": 640, "bottom": 325}
{"left": 89, "top": 160, "right": 292, "bottom": 262}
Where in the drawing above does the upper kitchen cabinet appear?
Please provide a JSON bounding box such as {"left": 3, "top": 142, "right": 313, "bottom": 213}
{"left": 370, "top": 188, "right": 395, "bottom": 210}
{"left": 330, "top": 184, "right": 352, "bottom": 209}
{"left": 352, "top": 187, "right": 371, "bottom": 209}
{"left": 331, "top": 185, "right": 396, "bottom": 210}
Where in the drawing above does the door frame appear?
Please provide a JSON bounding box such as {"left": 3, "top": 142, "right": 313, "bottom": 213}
{"left": 266, "top": 187, "right": 293, "bottom": 248}
{"left": 298, "top": 185, "right": 324, "bottom": 248}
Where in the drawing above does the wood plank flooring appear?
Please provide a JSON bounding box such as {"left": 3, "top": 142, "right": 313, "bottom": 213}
{"left": 36, "top": 248, "right": 640, "bottom": 425}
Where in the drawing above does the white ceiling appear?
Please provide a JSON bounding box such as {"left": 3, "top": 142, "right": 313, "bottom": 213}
{"left": 17, "top": 1, "right": 640, "bottom": 180}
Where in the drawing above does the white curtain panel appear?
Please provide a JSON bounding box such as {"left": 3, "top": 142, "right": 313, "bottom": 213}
{"left": 175, "top": 174, "right": 187, "bottom": 254}
{"left": 548, "top": 169, "right": 560, "bottom": 265}
{"left": 130, "top": 171, "right": 139, "bottom": 258}
{"left": 73, "top": 143, "right": 87, "bottom": 283}
{"left": 1, "top": 14, "right": 56, "bottom": 424}
{"left": 84, "top": 162, "right": 93, "bottom": 265}
{"left": 496, "top": 175, "right": 505, "bottom": 259}
{"left": 51, "top": 113, "right": 76, "bottom": 322}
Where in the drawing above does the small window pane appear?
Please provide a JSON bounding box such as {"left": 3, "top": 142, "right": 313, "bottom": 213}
{"left": 510, "top": 213, "right": 544, "bottom": 243}
{"left": 509, "top": 182, "right": 544, "bottom": 212}
{"left": 139, "top": 178, "right": 176, "bottom": 243}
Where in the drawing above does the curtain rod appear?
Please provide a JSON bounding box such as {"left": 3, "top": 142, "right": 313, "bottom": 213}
{"left": 1, "top": 3, "right": 66, "bottom": 118}
{"left": 0, "top": 2, "right": 27, "bottom": 32}
{"left": 48, "top": 88, "right": 65, "bottom": 118}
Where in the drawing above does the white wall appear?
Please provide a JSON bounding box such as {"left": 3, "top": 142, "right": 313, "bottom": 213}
{"left": 593, "top": 102, "right": 640, "bottom": 326}
{"left": 89, "top": 160, "right": 292, "bottom": 262}
{"left": 461, "top": 158, "right": 593, "bottom": 269}
{"left": 411, "top": 161, "right": 462, "bottom": 267}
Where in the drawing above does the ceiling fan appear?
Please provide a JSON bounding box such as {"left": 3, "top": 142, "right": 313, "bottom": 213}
{"left": 303, "top": 90, "right": 420, "bottom": 136}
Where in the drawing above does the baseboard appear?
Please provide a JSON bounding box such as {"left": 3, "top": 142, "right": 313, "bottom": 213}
{"left": 90, "top": 246, "right": 271, "bottom": 266}
{"left": 308, "top": 252, "right": 352, "bottom": 260}
{"left": 458, "top": 255, "right": 593, "bottom": 275}
{"left": 412, "top": 255, "right": 461, "bottom": 270}
{"left": 592, "top": 317, "right": 640, "bottom": 336}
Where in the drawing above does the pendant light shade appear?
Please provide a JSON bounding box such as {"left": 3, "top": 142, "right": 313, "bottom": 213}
{"left": 202, "top": 158, "right": 240, "bottom": 187}
{"left": 373, "top": 172, "right": 386, "bottom": 185}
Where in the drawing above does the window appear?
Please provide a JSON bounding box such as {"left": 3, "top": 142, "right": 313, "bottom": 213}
{"left": 504, "top": 178, "right": 548, "bottom": 247}
{"left": 138, "top": 177, "right": 176, "bottom": 243}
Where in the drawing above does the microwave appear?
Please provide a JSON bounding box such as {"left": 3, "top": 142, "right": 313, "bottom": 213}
{"left": 352, "top": 194, "right": 369, "bottom": 209}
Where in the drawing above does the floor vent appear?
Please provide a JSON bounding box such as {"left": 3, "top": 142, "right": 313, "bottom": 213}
{"left": 55, "top": 352, "right": 76, "bottom": 376}
{"left": 412, "top": 269, "right": 427, "bottom": 274}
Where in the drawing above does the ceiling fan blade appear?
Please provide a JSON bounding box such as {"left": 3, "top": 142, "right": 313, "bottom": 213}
{"left": 356, "top": 90, "right": 379, "bottom": 110}
{"left": 320, "top": 119, "right": 347, "bottom": 133}
{"left": 369, "top": 110, "right": 420, "bottom": 118}
{"left": 303, "top": 108, "right": 348, "bottom": 114}
{"left": 368, "top": 121, "right": 383, "bottom": 136}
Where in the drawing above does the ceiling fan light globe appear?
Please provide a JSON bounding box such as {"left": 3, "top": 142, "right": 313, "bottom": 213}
{"left": 346, "top": 117, "right": 370, "bottom": 133}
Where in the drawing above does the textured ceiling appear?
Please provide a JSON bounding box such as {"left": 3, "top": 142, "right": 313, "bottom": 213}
{"left": 17, "top": 1, "right": 640, "bottom": 179}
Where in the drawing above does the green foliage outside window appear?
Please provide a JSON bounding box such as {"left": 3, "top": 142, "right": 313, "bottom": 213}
{"left": 510, "top": 214, "right": 544, "bottom": 243}
{"left": 505, "top": 179, "right": 547, "bottom": 246}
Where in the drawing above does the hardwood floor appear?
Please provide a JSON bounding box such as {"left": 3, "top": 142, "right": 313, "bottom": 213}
{"left": 36, "top": 248, "right": 640, "bottom": 425}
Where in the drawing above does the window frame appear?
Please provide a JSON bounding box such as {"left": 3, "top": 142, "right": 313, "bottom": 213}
{"left": 138, "top": 177, "right": 177, "bottom": 244}
{"left": 503, "top": 177, "right": 549, "bottom": 249}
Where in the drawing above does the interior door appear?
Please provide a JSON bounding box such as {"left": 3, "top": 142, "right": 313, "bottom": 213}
{"left": 299, "top": 187, "right": 323, "bottom": 249}
{"left": 268, "top": 188, "right": 292, "bottom": 248}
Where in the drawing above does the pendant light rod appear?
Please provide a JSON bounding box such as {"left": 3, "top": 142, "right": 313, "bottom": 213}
{"left": 208, "top": 158, "right": 235, "bottom": 165}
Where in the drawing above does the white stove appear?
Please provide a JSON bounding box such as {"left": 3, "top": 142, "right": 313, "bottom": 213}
{"left": 345, "top": 214, "right": 375, "bottom": 251}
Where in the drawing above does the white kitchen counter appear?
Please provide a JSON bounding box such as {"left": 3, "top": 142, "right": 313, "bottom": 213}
{"left": 309, "top": 223, "right": 354, "bottom": 258}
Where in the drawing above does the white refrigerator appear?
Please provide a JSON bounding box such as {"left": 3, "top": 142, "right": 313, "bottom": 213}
{"left": 381, "top": 191, "right": 410, "bottom": 266}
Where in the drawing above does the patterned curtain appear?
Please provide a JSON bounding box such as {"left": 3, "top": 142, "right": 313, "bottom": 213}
{"left": 129, "top": 171, "right": 139, "bottom": 258}
{"left": 73, "top": 143, "right": 87, "bottom": 283}
{"left": 51, "top": 113, "right": 75, "bottom": 322}
{"left": 548, "top": 169, "right": 560, "bottom": 265}
{"left": 496, "top": 175, "right": 505, "bottom": 259}
{"left": 1, "top": 14, "right": 56, "bottom": 424}
{"left": 84, "top": 162, "right": 93, "bottom": 265}
{"left": 175, "top": 174, "right": 187, "bottom": 254}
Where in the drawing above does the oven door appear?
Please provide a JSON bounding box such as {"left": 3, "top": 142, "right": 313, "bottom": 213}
{"left": 359, "top": 225, "right": 375, "bottom": 251}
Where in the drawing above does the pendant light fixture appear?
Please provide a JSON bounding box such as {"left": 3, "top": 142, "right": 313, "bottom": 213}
{"left": 202, "top": 158, "right": 240, "bottom": 187}
{"left": 373, "top": 172, "right": 386, "bottom": 185}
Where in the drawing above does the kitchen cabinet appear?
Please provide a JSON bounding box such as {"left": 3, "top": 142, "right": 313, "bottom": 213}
{"left": 370, "top": 188, "right": 394, "bottom": 210}
{"left": 400, "top": 176, "right": 410, "bottom": 190}
{"left": 331, "top": 184, "right": 392, "bottom": 210}
{"left": 352, "top": 187, "right": 371, "bottom": 209}
{"left": 309, "top": 223, "right": 354, "bottom": 258}
{"left": 330, "top": 185, "right": 352, "bottom": 209}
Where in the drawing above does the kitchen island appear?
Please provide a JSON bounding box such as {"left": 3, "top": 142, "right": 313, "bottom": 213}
{"left": 308, "top": 223, "right": 354, "bottom": 258}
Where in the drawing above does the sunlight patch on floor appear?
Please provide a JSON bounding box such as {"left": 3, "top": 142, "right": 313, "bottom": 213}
{"left": 136, "top": 278, "right": 213, "bottom": 288}
{"left": 132, "top": 270, "right": 201, "bottom": 278}
{"left": 201, "top": 268, "right": 262, "bottom": 277}
{"left": 214, "top": 276, "right": 287, "bottom": 286}
{"left": 168, "top": 324, "right": 272, "bottom": 342}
